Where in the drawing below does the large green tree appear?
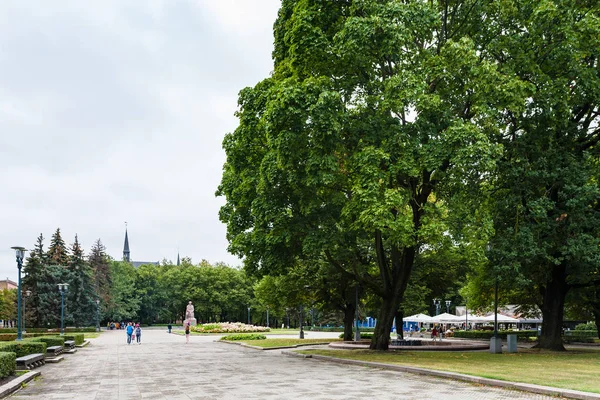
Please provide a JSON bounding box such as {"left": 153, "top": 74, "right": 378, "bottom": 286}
{"left": 218, "top": 0, "right": 522, "bottom": 349}
{"left": 47, "top": 228, "right": 69, "bottom": 266}
{"left": 89, "top": 239, "right": 111, "bottom": 320}
{"left": 483, "top": 0, "right": 600, "bottom": 350}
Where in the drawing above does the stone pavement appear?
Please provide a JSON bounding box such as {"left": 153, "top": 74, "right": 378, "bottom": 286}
{"left": 9, "top": 329, "right": 562, "bottom": 400}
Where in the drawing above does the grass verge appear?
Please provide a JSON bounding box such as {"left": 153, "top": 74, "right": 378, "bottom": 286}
{"left": 298, "top": 348, "right": 600, "bottom": 393}
{"left": 237, "top": 338, "right": 341, "bottom": 348}
{"left": 83, "top": 332, "right": 102, "bottom": 339}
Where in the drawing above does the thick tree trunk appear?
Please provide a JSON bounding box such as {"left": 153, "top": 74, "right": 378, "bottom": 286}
{"left": 396, "top": 309, "right": 404, "bottom": 340}
{"left": 343, "top": 303, "right": 356, "bottom": 341}
{"left": 535, "top": 264, "right": 569, "bottom": 351}
{"left": 371, "top": 295, "right": 401, "bottom": 350}
{"left": 592, "top": 307, "right": 600, "bottom": 339}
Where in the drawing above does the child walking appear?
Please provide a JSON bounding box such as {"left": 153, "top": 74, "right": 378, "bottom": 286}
{"left": 135, "top": 324, "right": 141, "bottom": 345}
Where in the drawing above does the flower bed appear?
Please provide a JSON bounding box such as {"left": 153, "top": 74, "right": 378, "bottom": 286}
{"left": 190, "top": 322, "right": 270, "bottom": 334}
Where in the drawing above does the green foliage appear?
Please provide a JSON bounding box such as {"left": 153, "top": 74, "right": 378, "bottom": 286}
{"left": 0, "top": 289, "right": 17, "bottom": 323}
{"left": 62, "top": 333, "right": 84, "bottom": 345}
{"left": 27, "top": 336, "right": 65, "bottom": 347}
{"left": 0, "top": 352, "right": 16, "bottom": 378}
{"left": 453, "top": 330, "right": 537, "bottom": 340}
{"left": 339, "top": 332, "right": 374, "bottom": 340}
{"left": 105, "top": 261, "right": 140, "bottom": 321}
{"left": 191, "top": 322, "right": 270, "bottom": 334}
{"left": 575, "top": 323, "right": 597, "bottom": 331}
{"left": 220, "top": 334, "right": 267, "bottom": 341}
{"left": 0, "top": 341, "right": 47, "bottom": 357}
{"left": 66, "top": 235, "right": 97, "bottom": 327}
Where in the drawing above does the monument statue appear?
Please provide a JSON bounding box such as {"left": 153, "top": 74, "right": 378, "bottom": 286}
{"left": 184, "top": 301, "right": 197, "bottom": 327}
{"left": 185, "top": 301, "right": 194, "bottom": 319}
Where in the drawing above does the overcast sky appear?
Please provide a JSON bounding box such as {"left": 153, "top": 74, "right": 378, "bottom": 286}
{"left": 0, "top": 0, "right": 281, "bottom": 281}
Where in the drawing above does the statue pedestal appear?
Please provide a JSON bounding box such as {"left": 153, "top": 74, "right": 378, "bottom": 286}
{"left": 184, "top": 318, "right": 197, "bottom": 327}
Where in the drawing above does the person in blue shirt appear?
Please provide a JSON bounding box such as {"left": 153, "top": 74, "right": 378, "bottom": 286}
{"left": 126, "top": 323, "right": 134, "bottom": 344}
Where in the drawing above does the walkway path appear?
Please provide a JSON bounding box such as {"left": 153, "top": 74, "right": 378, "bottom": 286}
{"left": 9, "top": 329, "right": 561, "bottom": 399}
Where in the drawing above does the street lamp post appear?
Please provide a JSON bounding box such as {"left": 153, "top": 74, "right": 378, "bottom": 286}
{"left": 487, "top": 244, "right": 502, "bottom": 354}
{"left": 433, "top": 298, "right": 441, "bottom": 316}
{"left": 445, "top": 300, "right": 451, "bottom": 314}
{"left": 57, "top": 283, "right": 69, "bottom": 335}
{"left": 23, "top": 290, "right": 31, "bottom": 335}
{"left": 354, "top": 285, "right": 360, "bottom": 342}
{"left": 266, "top": 307, "right": 269, "bottom": 328}
{"left": 299, "top": 305, "right": 304, "bottom": 339}
{"left": 11, "top": 247, "right": 27, "bottom": 341}
{"left": 96, "top": 299, "right": 100, "bottom": 332}
{"left": 247, "top": 307, "right": 251, "bottom": 325}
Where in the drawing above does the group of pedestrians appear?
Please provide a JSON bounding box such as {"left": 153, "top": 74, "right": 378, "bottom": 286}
{"left": 125, "top": 322, "right": 142, "bottom": 345}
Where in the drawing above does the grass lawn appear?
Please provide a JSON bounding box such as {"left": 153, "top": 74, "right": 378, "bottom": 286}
{"left": 83, "top": 332, "right": 102, "bottom": 339}
{"left": 265, "top": 329, "right": 300, "bottom": 335}
{"left": 299, "top": 348, "right": 600, "bottom": 393}
{"left": 236, "top": 338, "right": 341, "bottom": 348}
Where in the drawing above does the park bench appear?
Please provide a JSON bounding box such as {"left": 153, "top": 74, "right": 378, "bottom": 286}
{"left": 16, "top": 353, "right": 45, "bottom": 370}
{"left": 46, "top": 345, "right": 64, "bottom": 358}
{"left": 64, "top": 340, "right": 75, "bottom": 350}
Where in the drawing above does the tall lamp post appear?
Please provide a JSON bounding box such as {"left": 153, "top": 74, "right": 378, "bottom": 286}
{"left": 247, "top": 306, "right": 251, "bottom": 325}
{"left": 266, "top": 306, "right": 269, "bottom": 328}
{"left": 96, "top": 299, "right": 100, "bottom": 332}
{"left": 58, "top": 283, "right": 69, "bottom": 335}
{"left": 299, "top": 305, "right": 304, "bottom": 339}
{"left": 11, "top": 247, "right": 27, "bottom": 341}
{"left": 445, "top": 300, "right": 451, "bottom": 314}
{"left": 354, "top": 285, "right": 360, "bottom": 342}
{"left": 433, "top": 298, "right": 441, "bottom": 316}
{"left": 23, "top": 290, "right": 31, "bottom": 335}
{"left": 487, "top": 244, "right": 502, "bottom": 354}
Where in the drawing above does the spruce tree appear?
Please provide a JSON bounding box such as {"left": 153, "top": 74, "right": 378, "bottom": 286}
{"left": 89, "top": 239, "right": 111, "bottom": 316}
{"left": 66, "top": 235, "right": 96, "bottom": 326}
{"left": 22, "top": 233, "right": 46, "bottom": 327}
{"left": 47, "top": 228, "right": 69, "bottom": 266}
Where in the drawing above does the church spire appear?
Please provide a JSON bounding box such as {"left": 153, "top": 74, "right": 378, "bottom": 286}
{"left": 177, "top": 250, "right": 180, "bottom": 266}
{"left": 123, "top": 222, "right": 130, "bottom": 262}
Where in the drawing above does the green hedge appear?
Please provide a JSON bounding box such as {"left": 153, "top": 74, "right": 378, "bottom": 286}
{"left": 27, "top": 336, "right": 65, "bottom": 347}
{"left": 307, "top": 327, "right": 376, "bottom": 333}
{"left": 0, "top": 332, "right": 61, "bottom": 342}
{"left": 0, "top": 352, "right": 16, "bottom": 378}
{"left": 63, "top": 333, "right": 85, "bottom": 345}
{"left": 453, "top": 330, "right": 537, "bottom": 340}
{"left": 220, "top": 334, "right": 267, "bottom": 341}
{"left": 563, "top": 330, "right": 599, "bottom": 343}
{"left": 0, "top": 341, "right": 47, "bottom": 357}
{"left": 338, "top": 332, "right": 374, "bottom": 339}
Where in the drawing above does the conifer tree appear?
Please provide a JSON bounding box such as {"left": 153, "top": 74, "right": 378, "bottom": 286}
{"left": 47, "top": 228, "right": 69, "bottom": 266}
{"left": 89, "top": 239, "right": 111, "bottom": 305}
{"left": 22, "top": 233, "right": 46, "bottom": 327}
{"left": 66, "top": 235, "right": 96, "bottom": 326}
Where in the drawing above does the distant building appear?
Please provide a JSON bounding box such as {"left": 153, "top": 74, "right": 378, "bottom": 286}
{"left": 122, "top": 228, "right": 160, "bottom": 268}
{"left": 0, "top": 278, "right": 17, "bottom": 290}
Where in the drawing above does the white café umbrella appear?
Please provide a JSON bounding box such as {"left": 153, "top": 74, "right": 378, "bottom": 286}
{"left": 480, "top": 314, "right": 519, "bottom": 323}
{"left": 430, "top": 313, "right": 464, "bottom": 323}
{"left": 403, "top": 313, "right": 434, "bottom": 323}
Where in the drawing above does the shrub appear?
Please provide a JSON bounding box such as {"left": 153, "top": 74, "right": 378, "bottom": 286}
{"left": 28, "top": 336, "right": 65, "bottom": 347}
{"left": 575, "top": 322, "right": 597, "bottom": 331}
{"left": 0, "top": 329, "right": 17, "bottom": 334}
{"left": 338, "top": 332, "right": 374, "bottom": 340}
{"left": 63, "top": 333, "right": 85, "bottom": 345}
{"left": 307, "top": 327, "right": 376, "bottom": 333}
{"left": 0, "top": 334, "right": 16, "bottom": 342}
{"left": 453, "top": 330, "right": 537, "bottom": 340}
{"left": 0, "top": 341, "right": 47, "bottom": 357}
{"left": 563, "top": 330, "right": 599, "bottom": 343}
{"left": 220, "top": 334, "right": 267, "bottom": 341}
{"left": 0, "top": 352, "right": 16, "bottom": 379}
{"left": 191, "top": 323, "right": 270, "bottom": 334}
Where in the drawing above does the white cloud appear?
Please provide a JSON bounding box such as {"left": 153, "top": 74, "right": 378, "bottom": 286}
{"left": 0, "top": 0, "right": 280, "bottom": 279}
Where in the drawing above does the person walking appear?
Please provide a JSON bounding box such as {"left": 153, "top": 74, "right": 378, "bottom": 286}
{"left": 126, "top": 322, "right": 134, "bottom": 344}
{"left": 185, "top": 322, "right": 190, "bottom": 344}
{"left": 167, "top": 323, "right": 172, "bottom": 334}
{"left": 135, "top": 324, "right": 142, "bottom": 345}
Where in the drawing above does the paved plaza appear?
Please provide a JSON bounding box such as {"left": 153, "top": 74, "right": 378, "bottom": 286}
{"left": 9, "top": 329, "right": 562, "bottom": 400}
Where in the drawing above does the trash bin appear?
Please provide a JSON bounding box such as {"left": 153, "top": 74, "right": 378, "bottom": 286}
{"left": 507, "top": 334, "right": 518, "bottom": 353}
